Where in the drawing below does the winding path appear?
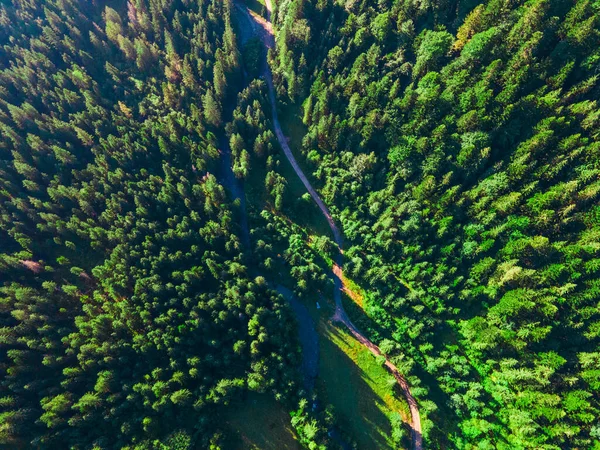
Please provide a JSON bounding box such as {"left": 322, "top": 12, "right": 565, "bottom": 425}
{"left": 237, "top": 1, "right": 423, "bottom": 448}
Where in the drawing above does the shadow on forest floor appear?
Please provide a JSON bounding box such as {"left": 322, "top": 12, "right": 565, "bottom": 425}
{"left": 244, "top": 0, "right": 267, "bottom": 18}
{"left": 317, "top": 319, "right": 410, "bottom": 449}
{"left": 221, "top": 392, "right": 302, "bottom": 450}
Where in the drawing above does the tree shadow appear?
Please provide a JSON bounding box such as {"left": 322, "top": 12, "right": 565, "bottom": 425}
{"left": 244, "top": 0, "right": 267, "bottom": 18}
{"left": 335, "top": 287, "right": 467, "bottom": 448}
{"left": 231, "top": 3, "right": 255, "bottom": 46}
{"left": 277, "top": 285, "right": 320, "bottom": 392}
{"left": 318, "top": 322, "right": 407, "bottom": 450}
{"left": 340, "top": 289, "right": 389, "bottom": 342}
{"left": 221, "top": 392, "right": 302, "bottom": 450}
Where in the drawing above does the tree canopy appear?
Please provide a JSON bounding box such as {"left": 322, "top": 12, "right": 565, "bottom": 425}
{"left": 270, "top": 0, "right": 600, "bottom": 447}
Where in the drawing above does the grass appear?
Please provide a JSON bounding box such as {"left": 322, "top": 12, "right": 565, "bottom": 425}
{"left": 242, "top": 151, "right": 332, "bottom": 243}
{"left": 221, "top": 256, "right": 411, "bottom": 450}
{"left": 295, "top": 292, "right": 409, "bottom": 450}
{"left": 317, "top": 318, "right": 410, "bottom": 449}
{"left": 277, "top": 103, "right": 317, "bottom": 190}
{"left": 340, "top": 271, "right": 367, "bottom": 309}
{"left": 221, "top": 392, "right": 302, "bottom": 450}
{"left": 276, "top": 102, "right": 333, "bottom": 239}
{"left": 278, "top": 150, "right": 332, "bottom": 238}
{"left": 244, "top": 0, "right": 267, "bottom": 18}
{"left": 243, "top": 150, "right": 331, "bottom": 242}
{"left": 237, "top": 89, "right": 330, "bottom": 240}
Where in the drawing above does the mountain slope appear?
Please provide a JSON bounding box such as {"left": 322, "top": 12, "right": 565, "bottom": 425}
{"left": 270, "top": 0, "right": 600, "bottom": 447}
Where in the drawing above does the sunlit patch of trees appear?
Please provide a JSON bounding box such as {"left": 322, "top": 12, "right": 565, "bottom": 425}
{"left": 271, "top": 0, "right": 600, "bottom": 447}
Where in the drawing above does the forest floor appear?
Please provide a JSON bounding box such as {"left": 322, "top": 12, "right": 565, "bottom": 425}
{"left": 300, "top": 291, "right": 411, "bottom": 449}
{"left": 222, "top": 392, "right": 302, "bottom": 449}
{"left": 244, "top": 0, "right": 266, "bottom": 18}
{"left": 276, "top": 285, "right": 319, "bottom": 392}
{"left": 320, "top": 322, "right": 410, "bottom": 449}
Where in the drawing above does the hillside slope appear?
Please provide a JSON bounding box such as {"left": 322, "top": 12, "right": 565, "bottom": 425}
{"left": 270, "top": 0, "right": 600, "bottom": 448}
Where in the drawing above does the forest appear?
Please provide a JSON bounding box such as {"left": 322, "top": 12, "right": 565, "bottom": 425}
{"left": 0, "top": 0, "right": 309, "bottom": 448}
{"left": 269, "top": 0, "right": 600, "bottom": 448}
{"left": 1, "top": 0, "right": 600, "bottom": 449}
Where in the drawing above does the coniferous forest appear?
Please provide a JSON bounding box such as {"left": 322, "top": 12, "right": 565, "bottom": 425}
{"left": 1, "top": 0, "right": 600, "bottom": 449}
{"left": 270, "top": 0, "right": 600, "bottom": 448}
{"left": 0, "top": 0, "right": 303, "bottom": 447}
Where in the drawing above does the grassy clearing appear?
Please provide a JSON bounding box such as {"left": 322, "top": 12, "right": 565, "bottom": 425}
{"left": 276, "top": 102, "right": 332, "bottom": 238}
{"left": 296, "top": 293, "right": 409, "bottom": 450}
{"left": 340, "top": 271, "right": 367, "bottom": 310}
{"left": 244, "top": 0, "right": 267, "bottom": 18}
{"left": 317, "top": 319, "right": 410, "bottom": 449}
{"left": 221, "top": 392, "right": 301, "bottom": 450}
{"left": 239, "top": 104, "right": 330, "bottom": 240}
{"left": 277, "top": 103, "right": 319, "bottom": 189}
{"left": 278, "top": 151, "right": 332, "bottom": 238}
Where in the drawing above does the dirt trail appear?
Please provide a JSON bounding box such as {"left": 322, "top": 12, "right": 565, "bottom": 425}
{"left": 238, "top": 1, "right": 423, "bottom": 448}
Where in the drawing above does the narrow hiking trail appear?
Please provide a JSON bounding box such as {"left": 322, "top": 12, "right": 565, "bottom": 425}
{"left": 237, "top": 1, "right": 423, "bottom": 448}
